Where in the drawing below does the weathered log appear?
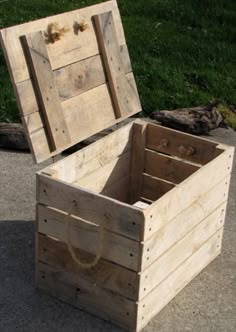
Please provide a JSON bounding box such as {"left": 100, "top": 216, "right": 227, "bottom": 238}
{"left": 150, "top": 105, "right": 224, "bottom": 135}
{"left": 0, "top": 123, "right": 29, "bottom": 150}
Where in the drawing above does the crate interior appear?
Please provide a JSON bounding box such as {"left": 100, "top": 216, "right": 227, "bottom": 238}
{"left": 43, "top": 122, "right": 224, "bottom": 207}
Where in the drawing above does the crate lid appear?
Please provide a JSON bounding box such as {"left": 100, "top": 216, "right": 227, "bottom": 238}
{"left": 0, "top": 0, "right": 141, "bottom": 163}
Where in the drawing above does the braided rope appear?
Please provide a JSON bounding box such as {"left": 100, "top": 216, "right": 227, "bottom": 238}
{"left": 66, "top": 200, "right": 104, "bottom": 269}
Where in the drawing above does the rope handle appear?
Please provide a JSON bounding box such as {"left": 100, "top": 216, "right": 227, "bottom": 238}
{"left": 66, "top": 200, "right": 104, "bottom": 269}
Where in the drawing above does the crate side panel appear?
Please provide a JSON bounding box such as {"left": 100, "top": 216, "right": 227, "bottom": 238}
{"left": 141, "top": 175, "right": 230, "bottom": 269}
{"left": 144, "top": 149, "right": 200, "bottom": 184}
{"left": 146, "top": 123, "right": 222, "bottom": 165}
{"left": 37, "top": 234, "right": 139, "bottom": 301}
{"left": 141, "top": 174, "right": 175, "bottom": 201}
{"left": 37, "top": 262, "right": 137, "bottom": 331}
{"left": 42, "top": 120, "right": 133, "bottom": 183}
{"left": 139, "top": 202, "right": 226, "bottom": 299}
{"left": 37, "top": 174, "right": 144, "bottom": 241}
{"left": 73, "top": 150, "right": 131, "bottom": 193}
{"left": 37, "top": 204, "right": 141, "bottom": 271}
{"left": 136, "top": 229, "right": 223, "bottom": 331}
{"left": 143, "top": 146, "right": 234, "bottom": 240}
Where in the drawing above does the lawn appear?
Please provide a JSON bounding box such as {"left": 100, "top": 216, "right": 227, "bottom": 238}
{"left": 0, "top": 0, "right": 235, "bottom": 122}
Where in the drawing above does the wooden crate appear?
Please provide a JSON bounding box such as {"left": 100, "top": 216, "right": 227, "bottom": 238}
{"left": 0, "top": 1, "right": 234, "bottom": 331}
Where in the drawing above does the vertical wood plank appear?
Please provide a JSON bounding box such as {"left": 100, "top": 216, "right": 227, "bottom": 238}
{"left": 93, "top": 11, "right": 142, "bottom": 118}
{"left": 22, "top": 31, "right": 71, "bottom": 151}
{"left": 129, "top": 122, "right": 147, "bottom": 204}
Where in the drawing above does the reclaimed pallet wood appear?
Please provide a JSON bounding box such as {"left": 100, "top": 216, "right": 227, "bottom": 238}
{"left": 38, "top": 233, "right": 139, "bottom": 300}
{"left": 23, "top": 31, "right": 71, "bottom": 151}
{"left": 0, "top": 1, "right": 141, "bottom": 163}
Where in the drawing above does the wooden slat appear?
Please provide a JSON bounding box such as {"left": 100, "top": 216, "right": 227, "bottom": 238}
{"left": 38, "top": 233, "right": 139, "bottom": 300}
{"left": 137, "top": 230, "right": 222, "bottom": 331}
{"left": 142, "top": 146, "right": 234, "bottom": 240}
{"left": 144, "top": 149, "right": 200, "bottom": 184}
{"left": 37, "top": 262, "right": 137, "bottom": 331}
{"left": 36, "top": 174, "right": 144, "bottom": 241}
{"left": 141, "top": 175, "right": 230, "bottom": 271}
{"left": 94, "top": 11, "right": 141, "bottom": 118}
{"left": 23, "top": 31, "right": 71, "bottom": 151}
{"left": 133, "top": 201, "right": 150, "bottom": 210}
{"left": 129, "top": 121, "right": 147, "bottom": 204}
{"left": 141, "top": 174, "right": 175, "bottom": 201}
{"left": 37, "top": 204, "right": 141, "bottom": 271}
{"left": 42, "top": 120, "right": 133, "bottom": 183}
{"left": 146, "top": 123, "right": 222, "bottom": 165}
{"left": 74, "top": 151, "right": 131, "bottom": 193}
{"left": 139, "top": 203, "right": 226, "bottom": 300}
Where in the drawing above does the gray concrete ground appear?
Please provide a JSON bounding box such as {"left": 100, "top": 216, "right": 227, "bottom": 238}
{"left": 0, "top": 127, "right": 235, "bottom": 332}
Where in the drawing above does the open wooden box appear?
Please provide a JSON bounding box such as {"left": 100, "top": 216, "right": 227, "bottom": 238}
{"left": 0, "top": 1, "right": 234, "bottom": 331}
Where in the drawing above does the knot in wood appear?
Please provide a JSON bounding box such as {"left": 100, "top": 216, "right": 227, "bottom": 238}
{"left": 160, "top": 139, "right": 169, "bottom": 148}
{"left": 75, "top": 72, "right": 86, "bottom": 88}
{"left": 178, "top": 145, "right": 195, "bottom": 157}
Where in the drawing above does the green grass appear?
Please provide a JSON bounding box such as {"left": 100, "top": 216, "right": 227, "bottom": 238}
{"left": 0, "top": 0, "right": 235, "bottom": 122}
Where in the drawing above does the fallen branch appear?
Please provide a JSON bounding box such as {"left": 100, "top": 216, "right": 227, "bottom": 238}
{"left": 0, "top": 123, "right": 29, "bottom": 150}
{"left": 150, "top": 105, "right": 224, "bottom": 135}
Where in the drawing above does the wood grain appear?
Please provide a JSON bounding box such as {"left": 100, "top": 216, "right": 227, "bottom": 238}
{"left": 36, "top": 173, "right": 144, "bottom": 241}
{"left": 142, "top": 146, "right": 234, "bottom": 240}
{"left": 141, "top": 174, "right": 175, "bottom": 201}
{"left": 23, "top": 31, "right": 71, "bottom": 151}
{"left": 137, "top": 230, "right": 222, "bottom": 331}
{"left": 146, "top": 123, "right": 222, "bottom": 165}
{"left": 93, "top": 11, "right": 141, "bottom": 118}
{"left": 129, "top": 122, "right": 147, "bottom": 204}
{"left": 37, "top": 233, "right": 139, "bottom": 300}
{"left": 144, "top": 149, "right": 200, "bottom": 184}
{"left": 139, "top": 203, "right": 226, "bottom": 299}
{"left": 37, "top": 261, "right": 137, "bottom": 331}
{"left": 37, "top": 204, "right": 141, "bottom": 271}
{"left": 141, "top": 175, "right": 230, "bottom": 271}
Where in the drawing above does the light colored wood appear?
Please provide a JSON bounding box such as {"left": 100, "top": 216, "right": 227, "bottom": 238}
{"left": 144, "top": 149, "right": 200, "bottom": 184}
{"left": 94, "top": 11, "right": 141, "bottom": 118}
{"left": 129, "top": 123, "right": 147, "bottom": 204}
{"left": 101, "top": 175, "right": 130, "bottom": 203}
{"left": 146, "top": 123, "right": 222, "bottom": 165}
{"left": 23, "top": 31, "right": 71, "bottom": 151}
{"left": 36, "top": 174, "right": 144, "bottom": 241}
{"left": 73, "top": 151, "right": 131, "bottom": 193}
{"left": 139, "top": 203, "right": 226, "bottom": 300}
{"left": 142, "top": 146, "right": 234, "bottom": 240}
{"left": 42, "top": 120, "right": 133, "bottom": 183}
{"left": 23, "top": 73, "right": 137, "bottom": 163}
{"left": 37, "top": 262, "right": 137, "bottom": 331}
{"left": 141, "top": 174, "right": 175, "bottom": 201}
{"left": 0, "top": 1, "right": 124, "bottom": 84}
{"left": 55, "top": 44, "right": 131, "bottom": 101}
{"left": 0, "top": 1, "right": 141, "bottom": 163}
{"left": 37, "top": 233, "right": 139, "bottom": 300}
{"left": 37, "top": 204, "right": 140, "bottom": 271}
{"left": 16, "top": 45, "right": 132, "bottom": 117}
{"left": 133, "top": 201, "right": 150, "bottom": 210}
{"left": 137, "top": 229, "right": 223, "bottom": 331}
{"left": 141, "top": 175, "right": 230, "bottom": 270}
